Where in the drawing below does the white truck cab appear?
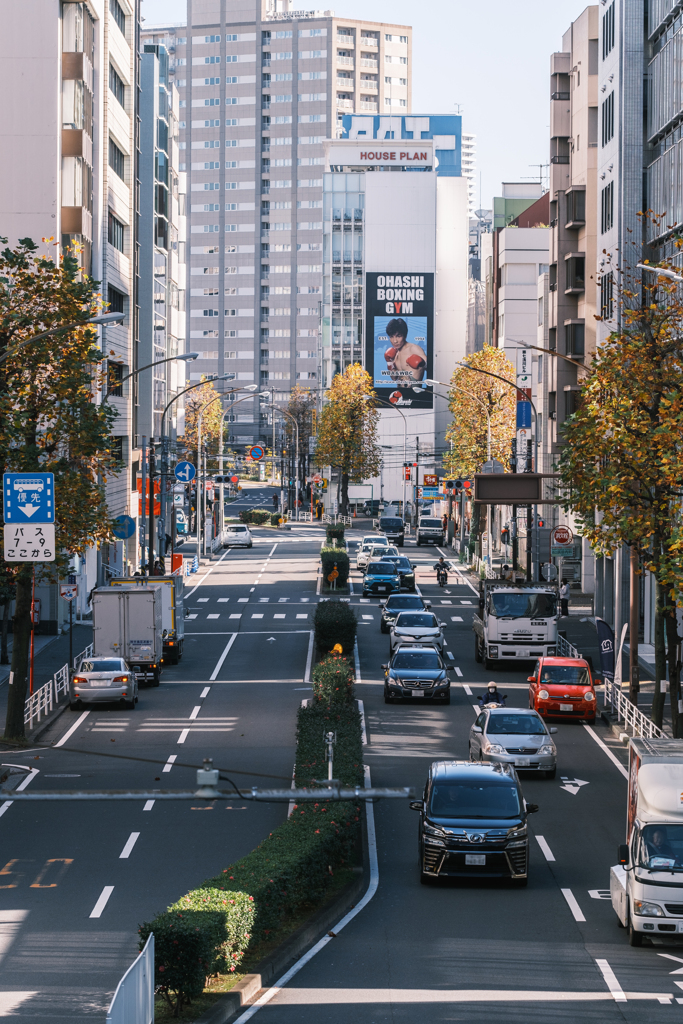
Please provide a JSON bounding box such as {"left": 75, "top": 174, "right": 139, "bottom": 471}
{"left": 473, "top": 580, "right": 558, "bottom": 668}
{"left": 611, "top": 738, "right": 683, "bottom": 946}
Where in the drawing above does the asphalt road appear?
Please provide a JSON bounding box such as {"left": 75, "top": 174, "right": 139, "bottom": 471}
{"left": 2, "top": 508, "right": 681, "bottom": 1020}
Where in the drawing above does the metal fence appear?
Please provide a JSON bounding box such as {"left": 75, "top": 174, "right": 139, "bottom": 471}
{"left": 24, "top": 642, "right": 93, "bottom": 731}
{"left": 106, "top": 933, "right": 154, "bottom": 1024}
{"left": 556, "top": 634, "right": 580, "bottom": 659}
{"left": 604, "top": 677, "right": 664, "bottom": 739}
{"left": 323, "top": 512, "right": 352, "bottom": 526}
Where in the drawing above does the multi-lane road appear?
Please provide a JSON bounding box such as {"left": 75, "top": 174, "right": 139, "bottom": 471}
{"left": 0, "top": 493, "right": 680, "bottom": 1021}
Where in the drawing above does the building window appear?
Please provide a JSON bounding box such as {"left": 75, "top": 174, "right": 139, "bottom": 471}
{"left": 107, "top": 284, "right": 125, "bottom": 314}
{"left": 109, "top": 0, "right": 125, "bottom": 36}
{"left": 109, "top": 64, "right": 125, "bottom": 107}
{"left": 601, "top": 181, "right": 614, "bottom": 233}
{"left": 600, "top": 272, "right": 614, "bottom": 320}
{"left": 565, "top": 321, "right": 585, "bottom": 359}
{"left": 601, "top": 91, "right": 614, "bottom": 146}
{"left": 603, "top": 2, "right": 615, "bottom": 60}
{"left": 566, "top": 190, "right": 585, "bottom": 226}
{"left": 565, "top": 255, "right": 585, "bottom": 293}
{"left": 108, "top": 138, "right": 125, "bottom": 180}
{"left": 108, "top": 436, "right": 125, "bottom": 465}
{"left": 107, "top": 361, "right": 124, "bottom": 397}
{"left": 108, "top": 211, "right": 124, "bottom": 252}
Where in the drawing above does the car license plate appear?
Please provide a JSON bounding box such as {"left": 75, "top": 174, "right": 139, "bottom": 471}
{"left": 412, "top": 689, "right": 424, "bottom": 697}
{"left": 516, "top": 758, "right": 530, "bottom": 767}
{"left": 90, "top": 682, "right": 110, "bottom": 688}
{"left": 378, "top": 586, "right": 387, "bottom": 592}
{"left": 560, "top": 703, "right": 574, "bottom": 711}
{"left": 518, "top": 650, "right": 529, "bottom": 658}
{"left": 465, "top": 854, "right": 486, "bottom": 866}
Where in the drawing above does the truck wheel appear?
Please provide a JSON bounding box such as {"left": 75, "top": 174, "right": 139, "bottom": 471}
{"left": 152, "top": 670, "right": 160, "bottom": 687}
{"left": 474, "top": 636, "right": 482, "bottom": 663}
{"left": 628, "top": 916, "right": 643, "bottom": 946}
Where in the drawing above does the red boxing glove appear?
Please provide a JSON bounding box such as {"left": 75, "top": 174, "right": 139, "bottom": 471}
{"left": 384, "top": 347, "right": 397, "bottom": 362}
{"left": 406, "top": 354, "right": 426, "bottom": 370}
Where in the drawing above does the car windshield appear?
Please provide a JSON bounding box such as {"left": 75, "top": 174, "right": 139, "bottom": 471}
{"left": 430, "top": 779, "right": 521, "bottom": 819}
{"left": 368, "top": 563, "right": 397, "bottom": 575}
{"left": 420, "top": 518, "right": 442, "bottom": 528}
{"left": 380, "top": 518, "right": 403, "bottom": 531}
{"left": 80, "top": 660, "right": 125, "bottom": 672}
{"left": 637, "top": 824, "right": 683, "bottom": 870}
{"left": 389, "top": 557, "right": 412, "bottom": 570}
{"left": 392, "top": 650, "right": 441, "bottom": 670}
{"left": 368, "top": 537, "right": 387, "bottom": 545}
{"left": 490, "top": 593, "right": 557, "bottom": 618}
{"left": 540, "top": 666, "right": 591, "bottom": 687}
{"left": 395, "top": 613, "right": 436, "bottom": 628}
{"left": 385, "top": 596, "right": 423, "bottom": 610}
{"left": 486, "top": 714, "right": 546, "bottom": 736}
{"left": 229, "top": 526, "right": 247, "bottom": 532}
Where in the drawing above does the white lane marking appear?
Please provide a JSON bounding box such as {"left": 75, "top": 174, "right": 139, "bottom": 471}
{"left": 460, "top": 600, "right": 473, "bottom": 605}
{"left": 143, "top": 800, "right": 155, "bottom": 811}
{"left": 190, "top": 706, "right": 201, "bottom": 720}
{"left": 162, "top": 755, "right": 177, "bottom": 773}
{"left": 210, "top": 633, "right": 238, "bottom": 681}
{"left": 89, "top": 886, "right": 115, "bottom": 919}
{"left": 362, "top": 615, "right": 374, "bottom": 621}
{"left": 268, "top": 544, "right": 277, "bottom": 557}
{"left": 54, "top": 710, "right": 90, "bottom": 748}
{"left": 218, "top": 598, "right": 229, "bottom": 603}
{"left": 659, "top": 954, "right": 683, "bottom": 973}
{"left": 200, "top": 687, "right": 210, "bottom": 698}
{"left": 296, "top": 614, "right": 308, "bottom": 619}
{"left": 304, "top": 630, "right": 314, "bottom": 684}
{"left": 187, "top": 614, "right": 198, "bottom": 620}
{"left": 238, "top": 598, "right": 249, "bottom": 603}
{"left": 454, "top": 667, "right": 463, "bottom": 677}
{"left": 274, "top": 613, "right": 286, "bottom": 619}
{"left": 178, "top": 729, "right": 189, "bottom": 744}
{"left": 451, "top": 616, "right": 463, "bottom": 622}
{"left": 278, "top": 597, "right": 289, "bottom": 603}
{"left": 440, "top": 600, "right": 453, "bottom": 605}
{"left": 561, "top": 888, "right": 586, "bottom": 923}
{"left": 446, "top": 651, "right": 454, "bottom": 660}
{"left": 0, "top": 803, "right": 13, "bottom": 818}
{"left": 252, "top": 614, "right": 264, "bottom": 619}
{"left": 588, "top": 890, "right": 611, "bottom": 900}
{"left": 300, "top": 597, "right": 310, "bottom": 602}
{"left": 184, "top": 547, "right": 230, "bottom": 599}
{"left": 581, "top": 724, "right": 628, "bottom": 780}
{"left": 207, "top": 614, "right": 220, "bottom": 620}
{"left": 119, "top": 832, "right": 140, "bottom": 859}
{"left": 535, "top": 836, "right": 555, "bottom": 862}
{"left": 233, "top": 709, "right": 379, "bottom": 1024}
{"left": 197, "top": 598, "right": 209, "bottom": 603}
{"left": 229, "top": 614, "right": 242, "bottom": 620}
{"left": 595, "top": 959, "right": 626, "bottom": 1002}
{"left": 463, "top": 684, "right": 473, "bottom": 695}
{"left": 560, "top": 777, "right": 590, "bottom": 796}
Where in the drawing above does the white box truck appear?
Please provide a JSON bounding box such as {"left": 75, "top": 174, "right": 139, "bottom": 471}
{"left": 92, "top": 587, "right": 163, "bottom": 685}
{"left": 473, "top": 580, "right": 559, "bottom": 667}
{"left": 109, "top": 576, "right": 185, "bottom": 664}
{"left": 611, "top": 737, "right": 683, "bottom": 945}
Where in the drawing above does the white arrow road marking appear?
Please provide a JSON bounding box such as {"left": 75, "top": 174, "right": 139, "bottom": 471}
{"left": 559, "top": 777, "right": 590, "bottom": 795}
{"left": 561, "top": 888, "right": 585, "bottom": 922}
{"left": 266, "top": 637, "right": 276, "bottom": 642}
{"left": 659, "top": 954, "right": 683, "bottom": 974}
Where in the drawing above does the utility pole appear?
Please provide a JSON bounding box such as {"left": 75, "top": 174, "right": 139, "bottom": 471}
{"left": 630, "top": 546, "right": 640, "bottom": 705}
{"left": 525, "top": 438, "right": 533, "bottom": 581}
{"left": 147, "top": 444, "right": 155, "bottom": 576}
{"left": 140, "top": 437, "right": 147, "bottom": 576}
{"left": 510, "top": 439, "right": 518, "bottom": 572}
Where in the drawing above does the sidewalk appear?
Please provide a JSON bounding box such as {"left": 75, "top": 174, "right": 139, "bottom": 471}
{"left": 0, "top": 624, "right": 93, "bottom": 720}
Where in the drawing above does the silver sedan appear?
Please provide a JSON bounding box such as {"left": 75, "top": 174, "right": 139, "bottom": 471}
{"left": 469, "top": 707, "right": 557, "bottom": 779}
{"left": 389, "top": 612, "right": 446, "bottom": 654}
{"left": 70, "top": 658, "right": 138, "bottom": 710}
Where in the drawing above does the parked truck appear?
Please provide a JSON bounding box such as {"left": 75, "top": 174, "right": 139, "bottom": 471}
{"left": 109, "top": 576, "right": 185, "bottom": 664}
{"left": 473, "top": 580, "right": 558, "bottom": 667}
{"left": 91, "top": 586, "right": 163, "bottom": 685}
{"left": 611, "top": 738, "right": 683, "bottom": 946}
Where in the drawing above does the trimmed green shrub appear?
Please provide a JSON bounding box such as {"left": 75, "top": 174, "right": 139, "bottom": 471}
{"left": 270, "top": 512, "right": 281, "bottom": 526}
{"left": 325, "top": 524, "right": 345, "bottom": 543}
{"left": 138, "top": 909, "right": 226, "bottom": 1015}
{"left": 168, "top": 888, "right": 255, "bottom": 973}
{"left": 321, "top": 546, "right": 349, "bottom": 588}
{"left": 311, "top": 653, "right": 355, "bottom": 704}
{"left": 295, "top": 700, "right": 363, "bottom": 789}
{"left": 313, "top": 598, "right": 357, "bottom": 655}
{"left": 238, "top": 509, "right": 253, "bottom": 524}
{"left": 250, "top": 509, "right": 270, "bottom": 525}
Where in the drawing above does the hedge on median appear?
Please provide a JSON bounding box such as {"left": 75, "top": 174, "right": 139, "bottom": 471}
{"left": 313, "top": 598, "right": 357, "bottom": 656}
{"left": 320, "top": 546, "right": 350, "bottom": 589}
{"left": 311, "top": 652, "right": 355, "bottom": 704}
{"left": 137, "top": 908, "right": 226, "bottom": 1016}
{"left": 238, "top": 509, "right": 272, "bottom": 525}
{"left": 325, "top": 524, "right": 345, "bottom": 544}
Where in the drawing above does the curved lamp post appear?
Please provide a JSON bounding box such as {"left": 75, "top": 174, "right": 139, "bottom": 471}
{"left": 0, "top": 310, "right": 125, "bottom": 366}
{"left": 362, "top": 394, "right": 408, "bottom": 521}
{"left": 261, "top": 398, "right": 299, "bottom": 513}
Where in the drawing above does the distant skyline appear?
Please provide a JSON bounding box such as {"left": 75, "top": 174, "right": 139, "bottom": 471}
{"left": 141, "top": 0, "right": 585, "bottom": 210}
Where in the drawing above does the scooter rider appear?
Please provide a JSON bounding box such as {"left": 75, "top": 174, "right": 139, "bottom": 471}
{"left": 433, "top": 555, "right": 448, "bottom": 582}
{"left": 478, "top": 681, "right": 506, "bottom": 707}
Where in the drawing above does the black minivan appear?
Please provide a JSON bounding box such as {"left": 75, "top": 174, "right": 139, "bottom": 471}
{"left": 379, "top": 515, "right": 405, "bottom": 547}
{"left": 411, "top": 761, "right": 538, "bottom": 885}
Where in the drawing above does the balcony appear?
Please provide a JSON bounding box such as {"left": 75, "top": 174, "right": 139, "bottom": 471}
{"left": 359, "top": 79, "right": 377, "bottom": 90}
{"left": 337, "top": 55, "right": 354, "bottom": 67}
{"left": 360, "top": 58, "right": 378, "bottom": 69}
{"left": 336, "top": 78, "right": 354, "bottom": 89}
{"left": 336, "top": 35, "right": 355, "bottom": 46}
{"left": 360, "top": 36, "right": 378, "bottom": 47}
{"left": 337, "top": 98, "right": 353, "bottom": 110}
{"left": 360, "top": 101, "right": 377, "bottom": 112}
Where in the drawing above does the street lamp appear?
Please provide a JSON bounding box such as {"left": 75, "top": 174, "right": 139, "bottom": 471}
{"left": 637, "top": 262, "right": 683, "bottom": 282}
{"left": 0, "top": 310, "right": 125, "bottom": 365}
{"left": 216, "top": 391, "right": 268, "bottom": 534}
{"left": 363, "top": 394, "right": 408, "bottom": 522}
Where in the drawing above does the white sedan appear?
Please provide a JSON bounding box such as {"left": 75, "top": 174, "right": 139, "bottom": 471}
{"left": 222, "top": 523, "right": 253, "bottom": 548}
{"left": 356, "top": 535, "right": 388, "bottom": 571}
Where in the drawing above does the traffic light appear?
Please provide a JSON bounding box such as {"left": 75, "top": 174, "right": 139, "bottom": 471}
{"left": 537, "top": 516, "right": 545, "bottom": 528}
{"left": 501, "top": 527, "right": 510, "bottom": 544}
{"left": 445, "top": 480, "right": 454, "bottom": 490}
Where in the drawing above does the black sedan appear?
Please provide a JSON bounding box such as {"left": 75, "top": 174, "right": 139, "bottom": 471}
{"left": 382, "top": 645, "right": 452, "bottom": 705}
{"left": 380, "top": 593, "right": 431, "bottom": 633}
{"left": 380, "top": 554, "right": 417, "bottom": 591}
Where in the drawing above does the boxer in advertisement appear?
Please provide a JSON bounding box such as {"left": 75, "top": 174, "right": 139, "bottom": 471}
{"left": 383, "top": 317, "right": 427, "bottom": 384}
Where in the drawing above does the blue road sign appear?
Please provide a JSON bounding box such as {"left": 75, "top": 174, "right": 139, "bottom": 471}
{"left": 175, "top": 461, "right": 196, "bottom": 482}
{"left": 249, "top": 444, "right": 265, "bottom": 462}
{"left": 3, "top": 473, "right": 55, "bottom": 522}
{"left": 112, "top": 514, "right": 136, "bottom": 540}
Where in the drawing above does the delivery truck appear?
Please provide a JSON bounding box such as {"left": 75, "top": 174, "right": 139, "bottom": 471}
{"left": 109, "top": 576, "right": 185, "bottom": 664}
{"left": 473, "top": 580, "right": 559, "bottom": 667}
{"left": 611, "top": 737, "right": 683, "bottom": 945}
{"left": 91, "top": 586, "right": 163, "bottom": 685}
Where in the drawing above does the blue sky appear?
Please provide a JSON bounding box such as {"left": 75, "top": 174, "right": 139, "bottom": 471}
{"left": 141, "top": 0, "right": 586, "bottom": 209}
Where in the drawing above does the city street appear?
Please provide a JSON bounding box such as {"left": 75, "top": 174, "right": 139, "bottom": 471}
{"left": 0, "top": 518, "right": 680, "bottom": 1020}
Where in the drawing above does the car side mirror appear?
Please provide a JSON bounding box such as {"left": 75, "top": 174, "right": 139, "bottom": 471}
{"left": 618, "top": 844, "right": 629, "bottom": 865}
{"left": 446, "top": 663, "right": 455, "bottom": 671}
{"left": 411, "top": 563, "right": 417, "bottom": 568}
{"left": 549, "top": 727, "right": 558, "bottom": 734}
{"left": 479, "top": 599, "right": 485, "bottom": 611}
{"left": 471, "top": 724, "right": 482, "bottom": 733}
{"left": 526, "top": 803, "right": 539, "bottom": 814}
{"left": 439, "top": 622, "right": 446, "bottom": 628}
{"left": 594, "top": 678, "right": 602, "bottom": 686}
{"left": 425, "top": 601, "right": 431, "bottom": 608}
{"left": 409, "top": 801, "right": 422, "bottom": 812}
{"left": 527, "top": 676, "right": 536, "bottom": 683}
{"left": 381, "top": 664, "right": 388, "bottom": 671}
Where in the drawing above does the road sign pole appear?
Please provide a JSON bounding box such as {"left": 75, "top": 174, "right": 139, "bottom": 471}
{"left": 140, "top": 437, "right": 147, "bottom": 576}
{"left": 29, "top": 567, "right": 35, "bottom": 696}
{"left": 69, "top": 599, "right": 73, "bottom": 672}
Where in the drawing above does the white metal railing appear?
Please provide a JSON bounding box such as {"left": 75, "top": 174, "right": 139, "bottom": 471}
{"left": 322, "top": 513, "right": 333, "bottom": 524}
{"left": 298, "top": 510, "right": 312, "bottom": 522}
{"left": 604, "top": 677, "right": 664, "bottom": 739}
{"left": 338, "top": 514, "right": 352, "bottom": 526}
{"left": 557, "top": 634, "right": 580, "bottom": 659}
{"left": 337, "top": 55, "right": 354, "bottom": 66}
{"left": 24, "top": 642, "right": 93, "bottom": 731}
{"left": 106, "top": 933, "right": 154, "bottom": 1024}
{"left": 360, "top": 58, "right": 378, "bottom": 68}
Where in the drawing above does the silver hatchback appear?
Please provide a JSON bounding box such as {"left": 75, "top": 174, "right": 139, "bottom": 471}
{"left": 469, "top": 707, "right": 557, "bottom": 778}
{"left": 70, "top": 658, "right": 138, "bottom": 710}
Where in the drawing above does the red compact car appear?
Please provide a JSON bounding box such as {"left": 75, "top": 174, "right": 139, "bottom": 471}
{"left": 528, "top": 656, "right": 599, "bottom": 723}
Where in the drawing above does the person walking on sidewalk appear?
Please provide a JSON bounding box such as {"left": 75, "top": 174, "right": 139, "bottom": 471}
{"left": 560, "top": 580, "right": 570, "bottom": 617}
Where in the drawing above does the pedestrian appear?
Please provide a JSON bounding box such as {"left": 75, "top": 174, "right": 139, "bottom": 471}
{"left": 560, "top": 580, "right": 570, "bottom": 617}
{"left": 272, "top": 494, "right": 278, "bottom": 510}
{"left": 316, "top": 500, "right": 323, "bottom": 520}
{"left": 442, "top": 513, "right": 448, "bottom": 532}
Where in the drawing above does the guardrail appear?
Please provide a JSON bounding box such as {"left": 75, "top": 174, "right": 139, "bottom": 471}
{"left": 603, "top": 677, "right": 664, "bottom": 739}
{"left": 106, "top": 933, "right": 154, "bottom": 1024}
{"left": 24, "top": 642, "right": 93, "bottom": 731}
{"left": 322, "top": 512, "right": 352, "bottom": 526}
{"left": 557, "top": 634, "right": 580, "bottom": 659}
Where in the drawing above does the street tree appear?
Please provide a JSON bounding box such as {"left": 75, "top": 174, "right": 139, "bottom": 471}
{"left": 286, "top": 385, "right": 316, "bottom": 502}
{"left": 0, "top": 237, "right": 118, "bottom": 740}
{"left": 180, "top": 378, "right": 225, "bottom": 471}
{"left": 559, "top": 256, "right": 683, "bottom": 733}
{"left": 314, "top": 365, "right": 381, "bottom": 514}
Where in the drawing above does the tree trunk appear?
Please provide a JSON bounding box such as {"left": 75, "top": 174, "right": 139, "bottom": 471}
{"left": 667, "top": 605, "right": 682, "bottom": 738}
{"left": 0, "top": 600, "right": 9, "bottom": 665}
{"left": 652, "top": 578, "right": 667, "bottom": 728}
{"left": 4, "top": 572, "right": 33, "bottom": 740}
{"left": 471, "top": 504, "right": 482, "bottom": 557}
{"left": 340, "top": 471, "right": 349, "bottom": 516}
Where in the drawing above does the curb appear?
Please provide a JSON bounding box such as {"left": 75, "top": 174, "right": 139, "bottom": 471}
{"left": 600, "top": 708, "right": 673, "bottom": 742}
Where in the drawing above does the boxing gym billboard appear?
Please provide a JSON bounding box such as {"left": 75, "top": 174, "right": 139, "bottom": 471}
{"left": 365, "top": 272, "right": 434, "bottom": 409}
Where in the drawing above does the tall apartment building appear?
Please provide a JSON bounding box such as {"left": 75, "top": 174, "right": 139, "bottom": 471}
{"left": 461, "top": 133, "right": 476, "bottom": 217}
{"left": 0, "top": 0, "right": 139, "bottom": 623}
{"left": 144, "top": 1, "right": 412, "bottom": 449}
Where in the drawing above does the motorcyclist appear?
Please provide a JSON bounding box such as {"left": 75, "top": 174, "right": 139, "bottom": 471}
{"left": 433, "top": 555, "right": 448, "bottom": 582}
{"left": 478, "top": 681, "right": 506, "bottom": 707}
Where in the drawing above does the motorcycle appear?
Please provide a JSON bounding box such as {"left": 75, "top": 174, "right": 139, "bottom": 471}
{"left": 436, "top": 567, "right": 448, "bottom": 587}
{"left": 478, "top": 696, "right": 508, "bottom": 710}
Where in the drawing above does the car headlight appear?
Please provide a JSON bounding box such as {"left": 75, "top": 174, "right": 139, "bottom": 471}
{"left": 538, "top": 744, "right": 556, "bottom": 756}
{"left": 547, "top": 646, "right": 556, "bottom": 655}
{"left": 489, "top": 646, "right": 498, "bottom": 657}
{"left": 507, "top": 826, "right": 527, "bottom": 839}
{"left": 634, "top": 900, "right": 664, "bottom": 917}
{"left": 423, "top": 822, "right": 445, "bottom": 837}
{"left": 538, "top": 689, "right": 549, "bottom": 700}
{"left": 486, "top": 743, "right": 505, "bottom": 754}
{"left": 584, "top": 691, "right": 595, "bottom": 702}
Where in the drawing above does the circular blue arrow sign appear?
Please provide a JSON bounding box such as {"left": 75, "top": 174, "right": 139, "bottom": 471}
{"left": 112, "top": 514, "right": 136, "bottom": 540}
{"left": 174, "top": 461, "right": 196, "bottom": 482}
